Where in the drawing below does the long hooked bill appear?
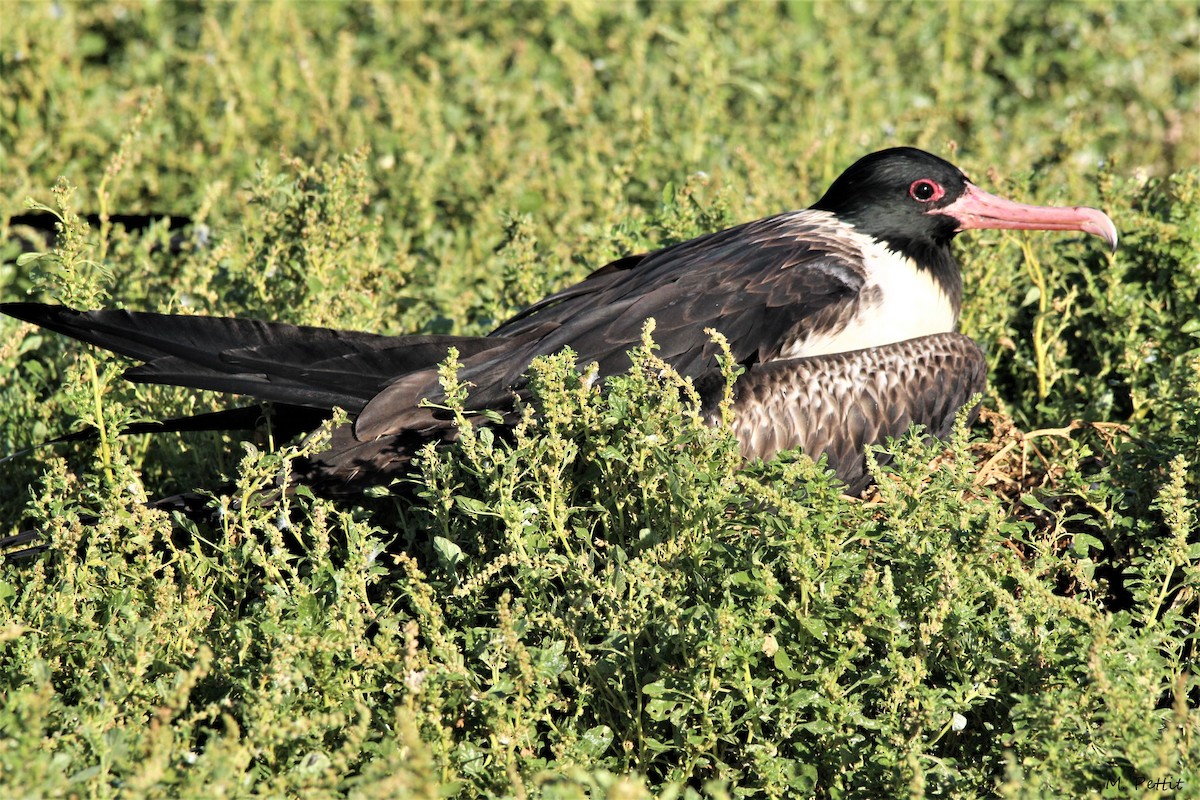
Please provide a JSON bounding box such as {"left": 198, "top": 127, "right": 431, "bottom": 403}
{"left": 938, "top": 183, "right": 1118, "bottom": 252}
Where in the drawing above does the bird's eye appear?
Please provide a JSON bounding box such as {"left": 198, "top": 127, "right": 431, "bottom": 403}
{"left": 909, "top": 179, "right": 945, "bottom": 203}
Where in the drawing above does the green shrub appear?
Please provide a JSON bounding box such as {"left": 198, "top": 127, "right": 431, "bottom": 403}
{"left": 1, "top": 2, "right": 1197, "bottom": 797}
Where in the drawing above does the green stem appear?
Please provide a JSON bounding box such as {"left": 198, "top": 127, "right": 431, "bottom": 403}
{"left": 87, "top": 357, "right": 114, "bottom": 485}
{"left": 1021, "top": 237, "right": 1050, "bottom": 400}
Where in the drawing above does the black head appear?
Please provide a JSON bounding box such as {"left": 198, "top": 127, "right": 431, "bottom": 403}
{"left": 811, "top": 147, "right": 1119, "bottom": 259}
{"left": 811, "top": 147, "right": 970, "bottom": 258}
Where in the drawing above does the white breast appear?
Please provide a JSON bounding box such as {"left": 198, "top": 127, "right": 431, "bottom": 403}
{"left": 781, "top": 232, "right": 957, "bottom": 359}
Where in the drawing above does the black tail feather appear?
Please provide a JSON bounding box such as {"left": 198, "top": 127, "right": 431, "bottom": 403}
{"left": 0, "top": 405, "right": 332, "bottom": 468}
{"left": 0, "top": 530, "right": 48, "bottom": 563}
{"left": 1, "top": 303, "right": 501, "bottom": 412}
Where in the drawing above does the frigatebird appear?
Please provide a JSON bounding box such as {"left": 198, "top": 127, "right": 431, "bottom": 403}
{"left": 1, "top": 148, "right": 1116, "bottom": 508}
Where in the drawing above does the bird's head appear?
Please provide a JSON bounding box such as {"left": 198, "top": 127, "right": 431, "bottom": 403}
{"left": 813, "top": 147, "right": 1118, "bottom": 257}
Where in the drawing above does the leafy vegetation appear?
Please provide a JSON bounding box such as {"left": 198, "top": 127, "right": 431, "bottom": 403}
{"left": 1, "top": 1, "right": 1197, "bottom": 797}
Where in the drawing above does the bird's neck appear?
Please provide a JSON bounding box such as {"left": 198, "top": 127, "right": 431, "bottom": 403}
{"left": 877, "top": 236, "right": 963, "bottom": 319}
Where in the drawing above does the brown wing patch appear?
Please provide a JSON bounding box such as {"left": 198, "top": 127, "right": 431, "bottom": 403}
{"left": 706, "top": 332, "right": 986, "bottom": 494}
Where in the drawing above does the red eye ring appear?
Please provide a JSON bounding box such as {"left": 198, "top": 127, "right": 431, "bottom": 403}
{"left": 909, "top": 179, "right": 945, "bottom": 203}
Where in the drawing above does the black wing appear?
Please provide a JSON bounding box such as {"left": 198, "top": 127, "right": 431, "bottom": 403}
{"left": 355, "top": 209, "right": 874, "bottom": 438}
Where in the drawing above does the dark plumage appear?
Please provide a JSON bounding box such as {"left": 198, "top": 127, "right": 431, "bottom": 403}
{"left": 1, "top": 148, "right": 1117, "bottom": 507}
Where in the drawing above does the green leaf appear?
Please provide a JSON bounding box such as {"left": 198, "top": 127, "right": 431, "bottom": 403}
{"left": 773, "top": 648, "right": 801, "bottom": 679}
{"left": 578, "top": 725, "right": 614, "bottom": 758}
{"left": 1072, "top": 533, "right": 1103, "bottom": 556}
{"left": 432, "top": 536, "right": 463, "bottom": 574}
